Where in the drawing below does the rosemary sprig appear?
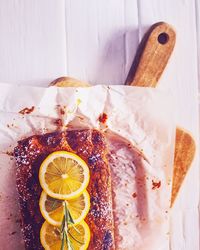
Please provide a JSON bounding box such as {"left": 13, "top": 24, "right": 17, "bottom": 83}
{"left": 60, "top": 201, "right": 74, "bottom": 250}
{"left": 60, "top": 201, "right": 85, "bottom": 250}
{"left": 61, "top": 231, "right": 66, "bottom": 250}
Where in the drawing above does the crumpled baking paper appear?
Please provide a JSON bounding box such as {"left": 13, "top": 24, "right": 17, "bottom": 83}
{"left": 0, "top": 83, "right": 175, "bottom": 250}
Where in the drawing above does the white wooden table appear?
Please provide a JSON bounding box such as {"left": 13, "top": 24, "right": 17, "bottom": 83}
{"left": 0, "top": 1, "right": 199, "bottom": 249}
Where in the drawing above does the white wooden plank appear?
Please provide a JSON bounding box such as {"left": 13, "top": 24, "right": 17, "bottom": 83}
{"left": 138, "top": 1, "right": 199, "bottom": 249}
{"left": 0, "top": 0, "right": 67, "bottom": 86}
{"left": 65, "top": 0, "right": 138, "bottom": 85}
{"left": 170, "top": 209, "right": 199, "bottom": 250}
{"left": 196, "top": 0, "right": 200, "bottom": 88}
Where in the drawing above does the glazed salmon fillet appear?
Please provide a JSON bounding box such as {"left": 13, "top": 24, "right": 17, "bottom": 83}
{"left": 14, "top": 129, "right": 115, "bottom": 250}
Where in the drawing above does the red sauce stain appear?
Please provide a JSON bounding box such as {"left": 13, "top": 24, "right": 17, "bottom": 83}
{"left": 6, "top": 151, "right": 14, "bottom": 156}
{"left": 132, "top": 192, "right": 137, "bottom": 198}
{"left": 19, "top": 106, "right": 35, "bottom": 115}
{"left": 60, "top": 108, "right": 65, "bottom": 115}
{"left": 152, "top": 180, "right": 161, "bottom": 190}
{"left": 54, "top": 118, "right": 63, "bottom": 127}
{"left": 56, "top": 105, "right": 66, "bottom": 115}
{"left": 98, "top": 113, "right": 108, "bottom": 124}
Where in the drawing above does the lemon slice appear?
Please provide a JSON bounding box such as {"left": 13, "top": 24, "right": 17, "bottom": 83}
{"left": 39, "top": 190, "right": 90, "bottom": 226}
{"left": 40, "top": 220, "right": 90, "bottom": 250}
{"left": 39, "top": 151, "right": 90, "bottom": 200}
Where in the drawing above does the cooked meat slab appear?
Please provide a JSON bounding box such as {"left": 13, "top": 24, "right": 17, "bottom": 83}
{"left": 14, "top": 129, "right": 115, "bottom": 250}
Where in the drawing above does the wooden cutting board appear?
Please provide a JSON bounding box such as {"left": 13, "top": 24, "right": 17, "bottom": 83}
{"left": 50, "top": 23, "right": 195, "bottom": 207}
{"left": 125, "top": 22, "right": 196, "bottom": 206}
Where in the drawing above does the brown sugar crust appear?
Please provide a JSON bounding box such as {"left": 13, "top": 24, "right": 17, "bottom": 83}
{"left": 14, "top": 129, "right": 115, "bottom": 250}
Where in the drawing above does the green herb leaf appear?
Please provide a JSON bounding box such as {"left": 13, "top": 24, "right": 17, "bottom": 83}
{"left": 61, "top": 230, "right": 66, "bottom": 250}
{"left": 67, "top": 207, "right": 75, "bottom": 225}
{"left": 66, "top": 233, "right": 74, "bottom": 250}
{"left": 60, "top": 201, "right": 84, "bottom": 250}
{"left": 61, "top": 215, "right": 65, "bottom": 233}
{"left": 60, "top": 201, "right": 75, "bottom": 250}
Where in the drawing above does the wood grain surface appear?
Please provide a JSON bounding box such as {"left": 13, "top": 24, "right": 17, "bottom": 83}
{"left": 125, "top": 22, "right": 176, "bottom": 87}
{"left": 125, "top": 22, "right": 196, "bottom": 207}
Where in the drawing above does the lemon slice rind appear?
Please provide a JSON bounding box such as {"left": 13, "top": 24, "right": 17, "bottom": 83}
{"left": 39, "top": 151, "right": 90, "bottom": 200}
{"left": 39, "top": 190, "right": 90, "bottom": 226}
{"left": 40, "top": 220, "right": 90, "bottom": 250}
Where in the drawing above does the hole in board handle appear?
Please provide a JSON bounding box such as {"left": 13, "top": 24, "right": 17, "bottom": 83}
{"left": 157, "top": 32, "right": 169, "bottom": 44}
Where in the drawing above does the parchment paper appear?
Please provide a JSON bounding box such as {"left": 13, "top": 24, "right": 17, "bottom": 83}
{"left": 0, "top": 83, "right": 175, "bottom": 250}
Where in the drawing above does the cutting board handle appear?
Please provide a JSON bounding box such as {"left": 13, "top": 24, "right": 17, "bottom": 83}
{"left": 125, "top": 22, "right": 176, "bottom": 87}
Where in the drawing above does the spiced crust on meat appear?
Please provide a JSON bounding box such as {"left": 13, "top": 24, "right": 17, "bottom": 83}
{"left": 14, "top": 129, "right": 115, "bottom": 250}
